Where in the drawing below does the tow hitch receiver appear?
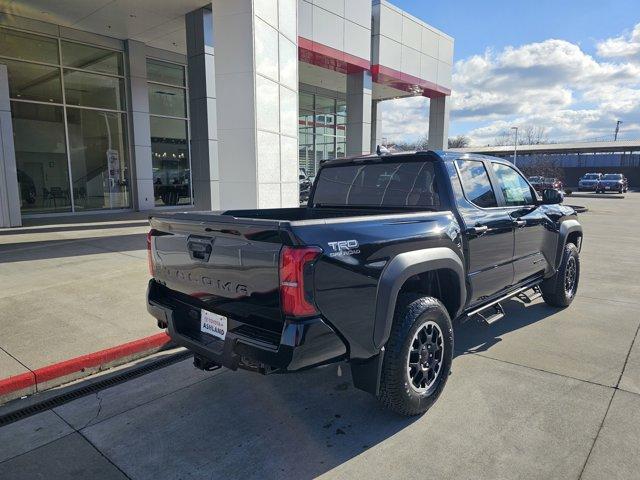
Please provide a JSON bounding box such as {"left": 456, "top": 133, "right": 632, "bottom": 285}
{"left": 193, "top": 355, "right": 222, "bottom": 372}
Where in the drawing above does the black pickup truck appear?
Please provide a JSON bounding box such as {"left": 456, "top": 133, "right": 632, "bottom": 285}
{"left": 147, "top": 151, "right": 583, "bottom": 416}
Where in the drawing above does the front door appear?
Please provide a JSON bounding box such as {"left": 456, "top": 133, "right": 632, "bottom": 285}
{"left": 454, "top": 158, "right": 515, "bottom": 304}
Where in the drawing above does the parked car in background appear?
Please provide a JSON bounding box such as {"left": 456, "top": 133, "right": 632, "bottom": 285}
{"left": 578, "top": 173, "right": 602, "bottom": 191}
{"left": 299, "top": 168, "right": 312, "bottom": 204}
{"left": 596, "top": 173, "right": 628, "bottom": 194}
{"left": 528, "top": 176, "right": 544, "bottom": 192}
{"left": 544, "top": 178, "right": 563, "bottom": 191}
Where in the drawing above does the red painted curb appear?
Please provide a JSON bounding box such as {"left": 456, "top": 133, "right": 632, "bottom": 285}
{"left": 0, "top": 333, "right": 170, "bottom": 398}
{"left": 0, "top": 371, "right": 36, "bottom": 396}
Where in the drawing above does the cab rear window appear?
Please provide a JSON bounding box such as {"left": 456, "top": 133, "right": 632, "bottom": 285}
{"left": 312, "top": 161, "right": 440, "bottom": 208}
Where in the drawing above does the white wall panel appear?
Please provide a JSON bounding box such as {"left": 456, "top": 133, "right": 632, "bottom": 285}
{"left": 312, "top": 5, "right": 344, "bottom": 51}
{"left": 298, "top": 0, "right": 313, "bottom": 38}
{"left": 378, "top": 3, "right": 402, "bottom": 42}
{"left": 439, "top": 36, "right": 454, "bottom": 65}
{"left": 420, "top": 53, "right": 438, "bottom": 85}
{"left": 344, "top": 0, "right": 371, "bottom": 28}
{"left": 437, "top": 61, "right": 452, "bottom": 90}
{"left": 313, "top": 0, "right": 344, "bottom": 17}
{"left": 344, "top": 21, "right": 370, "bottom": 60}
{"left": 377, "top": 35, "right": 402, "bottom": 71}
{"left": 402, "top": 16, "right": 421, "bottom": 51}
{"left": 401, "top": 45, "right": 420, "bottom": 78}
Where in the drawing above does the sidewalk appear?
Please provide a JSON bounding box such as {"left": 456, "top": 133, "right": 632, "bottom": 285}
{"left": 0, "top": 211, "right": 185, "bottom": 403}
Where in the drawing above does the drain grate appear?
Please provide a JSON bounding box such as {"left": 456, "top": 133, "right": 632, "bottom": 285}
{"left": 0, "top": 350, "right": 193, "bottom": 428}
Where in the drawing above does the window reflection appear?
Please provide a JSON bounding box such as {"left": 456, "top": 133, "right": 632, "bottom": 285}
{"left": 61, "top": 41, "right": 123, "bottom": 76}
{"left": 12, "top": 102, "right": 71, "bottom": 213}
{"left": 66, "top": 108, "right": 130, "bottom": 210}
{"left": 151, "top": 117, "right": 191, "bottom": 206}
{"left": 4, "top": 59, "right": 62, "bottom": 103}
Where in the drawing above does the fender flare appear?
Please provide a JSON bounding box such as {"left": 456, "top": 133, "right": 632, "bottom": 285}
{"left": 372, "top": 247, "right": 466, "bottom": 350}
{"left": 554, "top": 220, "right": 582, "bottom": 268}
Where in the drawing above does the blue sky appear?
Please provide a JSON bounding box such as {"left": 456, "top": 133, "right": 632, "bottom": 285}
{"left": 380, "top": 1, "right": 640, "bottom": 145}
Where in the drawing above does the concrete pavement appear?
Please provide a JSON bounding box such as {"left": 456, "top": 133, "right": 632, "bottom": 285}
{"left": 0, "top": 194, "right": 639, "bottom": 479}
{"left": 0, "top": 212, "right": 178, "bottom": 401}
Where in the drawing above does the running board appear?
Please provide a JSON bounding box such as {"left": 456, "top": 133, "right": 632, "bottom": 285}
{"left": 465, "top": 281, "right": 542, "bottom": 325}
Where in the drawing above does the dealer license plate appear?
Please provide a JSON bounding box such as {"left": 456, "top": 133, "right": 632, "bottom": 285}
{"left": 200, "top": 310, "right": 227, "bottom": 340}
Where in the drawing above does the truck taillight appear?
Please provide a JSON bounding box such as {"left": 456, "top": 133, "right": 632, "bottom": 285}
{"left": 147, "top": 229, "right": 157, "bottom": 276}
{"left": 279, "top": 246, "right": 322, "bottom": 317}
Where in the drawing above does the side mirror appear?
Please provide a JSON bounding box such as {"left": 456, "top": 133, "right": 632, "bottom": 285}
{"left": 542, "top": 188, "right": 563, "bottom": 205}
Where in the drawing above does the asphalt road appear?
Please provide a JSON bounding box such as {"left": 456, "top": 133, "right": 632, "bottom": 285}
{"left": 1, "top": 193, "right": 639, "bottom": 480}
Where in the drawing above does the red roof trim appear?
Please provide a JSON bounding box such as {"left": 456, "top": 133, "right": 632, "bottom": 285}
{"left": 298, "top": 37, "right": 370, "bottom": 74}
{"left": 371, "top": 64, "right": 451, "bottom": 98}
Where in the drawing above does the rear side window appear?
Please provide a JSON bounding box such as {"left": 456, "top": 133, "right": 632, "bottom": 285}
{"left": 456, "top": 159, "right": 498, "bottom": 208}
{"left": 491, "top": 163, "right": 535, "bottom": 206}
{"left": 312, "top": 161, "right": 440, "bottom": 207}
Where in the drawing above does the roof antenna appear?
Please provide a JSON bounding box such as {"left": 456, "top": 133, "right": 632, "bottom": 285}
{"left": 376, "top": 144, "right": 390, "bottom": 156}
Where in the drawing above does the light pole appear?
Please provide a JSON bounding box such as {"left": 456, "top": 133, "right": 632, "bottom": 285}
{"left": 614, "top": 120, "right": 623, "bottom": 141}
{"left": 511, "top": 126, "right": 519, "bottom": 167}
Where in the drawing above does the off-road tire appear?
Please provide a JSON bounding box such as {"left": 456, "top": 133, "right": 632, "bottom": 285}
{"left": 378, "top": 294, "right": 453, "bottom": 416}
{"left": 542, "top": 243, "right": 580, "bottom": 307}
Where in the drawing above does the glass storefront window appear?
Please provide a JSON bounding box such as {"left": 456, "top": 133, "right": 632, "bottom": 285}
{"left": 1, "top": 26, "right": 131, "bottom": 215}
{"left": 150, "top": 117, "right": 191, "bottom": 206}
{"left": 148, "top": 83, "right": 187, "bottom": 117}
{"left": 4, "top": 59, "right": 62, "bottom": 103}
{"left": 0, "top": 27, "right": 59, "bottom": 64}
{"left": 61, "top": 41, "right": 123, "bottom": 76}
{"left": 11, "top": 102, "right": 71, "bottom": 213}
{"left": 66, "top": 108, "right": 129, "bottom": 210}
{"left": 147, "top": 58, "right": 191, "bottom": 207}
{"left": 64, "top": 69, "right": 125, "bottom": 110}
{"left": 298, "top": 92, "right": 347, "bottom": 175}
{"left": 147, "top": 58, "right": 185, "bottom": 86}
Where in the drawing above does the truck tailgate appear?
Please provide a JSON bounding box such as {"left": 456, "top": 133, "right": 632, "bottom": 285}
{"left": 149, "top": 215, "right": 287, "bottom": 333}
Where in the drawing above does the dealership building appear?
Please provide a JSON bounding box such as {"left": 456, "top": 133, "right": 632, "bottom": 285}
{"left": 0, "top": 0, "right": 453, "bottom": 227}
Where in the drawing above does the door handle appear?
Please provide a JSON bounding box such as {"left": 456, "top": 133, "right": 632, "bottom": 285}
{"left": 466, "top": 225, "right": 489, "bottom": 235}
{"left": 513, "top": 219, "right": 526, "bottom": 228}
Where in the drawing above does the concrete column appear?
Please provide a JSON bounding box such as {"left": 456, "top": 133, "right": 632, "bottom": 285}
{"left": 0, "top": 64, "right": 21, "bottom": 227}
{"left": 186, "top": 7, "right": 220, "bottom": 210}
{"left": 125, "top": 40, "right": 155, "bottom": 210}
{"left": 427, "top": 95, "right": 450, "bottom": 150}
{"left": 370, "top": 99, "right": 383, "bottom": 153}
{"left": 212, "top": 0, "right": 299, "bottom": 209}
{"left": 346, "top": 70, "right": 373, "bottom": 156}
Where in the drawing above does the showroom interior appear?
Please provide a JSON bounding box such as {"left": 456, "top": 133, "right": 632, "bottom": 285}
{"left": 0, "top": 0, "right": 453, "bottom": 227}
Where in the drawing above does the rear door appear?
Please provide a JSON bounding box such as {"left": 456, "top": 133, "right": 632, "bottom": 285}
{"left": 454, "top": 158, "right": 515, "bottom": 304}
{"left": 489, "top": 162, "right": 548, "bottom": 283}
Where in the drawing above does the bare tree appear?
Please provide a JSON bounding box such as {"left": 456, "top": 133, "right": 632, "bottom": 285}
{"left": 518, "top": 155, "right": 563, "bottom": 180}
{"left": 493, "top": 130, "right": 513, "bottom": 146}
{"left": 448, "top": 135, "right": 470, "bottom": 148}
{"left": 520, "top": 126, "right": 548, "bottom": 145}
{"left": 493, "top": 125, "right": 549, "bottom": 147}
{"left": 392, "top": 133, "right": 429, "bottom": 152}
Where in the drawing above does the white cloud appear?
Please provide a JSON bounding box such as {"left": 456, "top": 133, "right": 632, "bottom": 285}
{"left": 380, "top": 23, "right": 640, "bottom": 146}
{"left": 596, "top": 24, "right": 640, "bottom": 61}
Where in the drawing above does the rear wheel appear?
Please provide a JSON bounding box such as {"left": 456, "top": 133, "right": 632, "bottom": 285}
{"left": 542, "top": 243, "right": 580, "bottom": 307}
{"left": 378, "top": 295, "right": 453, "bottom": 416}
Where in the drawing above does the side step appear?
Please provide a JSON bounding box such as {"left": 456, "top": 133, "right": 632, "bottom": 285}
{"left": 517, "top": 285, "right": 542, "bottom": 304}
{"left": 476, "top": 303, "right": 505, "bottom": 325}
{"left": 466, "top": 282, "right": 542, "bottom": 326}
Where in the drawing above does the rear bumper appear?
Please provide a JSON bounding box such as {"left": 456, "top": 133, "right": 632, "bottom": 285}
{"left": 147, "top": 280, "right": 346, "bottom": 373}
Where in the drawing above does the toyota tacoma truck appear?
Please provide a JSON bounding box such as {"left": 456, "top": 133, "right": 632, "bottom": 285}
{"left": 146, "top": 151, "right": 583, "bottom": 416}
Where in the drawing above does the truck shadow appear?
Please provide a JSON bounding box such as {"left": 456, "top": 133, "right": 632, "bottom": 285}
{"left": 453, "top": 298, "right": 557, "bottom": 356}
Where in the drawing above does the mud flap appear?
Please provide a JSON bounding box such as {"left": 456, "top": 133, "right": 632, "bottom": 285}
{"left": 350, "top": 349, "right": 385, "bottom": 396}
